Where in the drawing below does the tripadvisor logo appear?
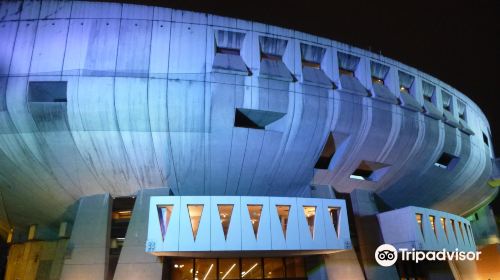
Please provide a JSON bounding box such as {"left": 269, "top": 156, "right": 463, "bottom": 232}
{"left": 375, "top": 244, "right": 398, "bottom": 267}
{"left": 375, "top": 244, "right": 481, "bottom": 267}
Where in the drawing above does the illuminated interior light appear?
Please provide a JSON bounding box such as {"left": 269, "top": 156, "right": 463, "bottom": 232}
{"left": 242, "top": 263, "right": 258, "bottom": 277}
{"left": 202, "top": 264, "right": 214, "bottom": 280}
{"left": 221, "top": 263, "right": 236, "bottom": 280}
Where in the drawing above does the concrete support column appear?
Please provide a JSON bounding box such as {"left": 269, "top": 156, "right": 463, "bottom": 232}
{"left": 113, "top": 188, "right": 169, "bottom": 280}
{"left": 323, "top": 251, "right": 365, "bottom": 279}
{"left": 349, "top": 189, "right": 399, "bottom": 280}
{"left": 60, "top": 194, "right": 112, "bottom": 280}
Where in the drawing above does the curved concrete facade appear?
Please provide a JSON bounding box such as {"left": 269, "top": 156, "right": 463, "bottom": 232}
{"left": 0, "top": 0, "right": 497, "bottom": 233}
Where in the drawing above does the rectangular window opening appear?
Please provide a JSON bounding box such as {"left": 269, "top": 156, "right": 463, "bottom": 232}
{"left": 350, "top": 169, "right": 373, "bottom": 180}
{"left": 429, "top": 215, "right": 437, "bottom": 238}
{"left": 434, "top": 152, "right": 459, "bottom": 170}
{"left": 339, "top": 68, "right": 354, "bottom": 77}
{"left": 315, "top": 133, "right": 336, "bottom": 169}
{"left": 217, "top": 46, "right": 240, "bottom": 56}
{"left": 483, "top": 133, "right": 489, "bottom": 146}
{"left": 28, "top": 81, "right": 67, "bottom": 103}
{"left": 261, "top": 52, "right": 282, "bottom": 61}
{"left": 302, "top": 60, "right": 321, "bottom": 69}
{"left": 349, "top": 160, "right": 390, "bottom": 181}
{"left": 416, "top": 213, "right": 424, "bottom": 239}
{"left": 371, "top": 76, "right": 384, "bottom": 85}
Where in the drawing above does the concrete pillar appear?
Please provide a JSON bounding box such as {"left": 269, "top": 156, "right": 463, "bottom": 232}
{"left": 349, "top": 189, "right": 399, "bottom": 280}
{"left": 309, "top": 186, "right": 365, "bottom": 280}
{"left": 60, "top": 194, "right": 112, "bottom": 280}
{"left": 113, "top": 188, "right": 169, "bottom": 280}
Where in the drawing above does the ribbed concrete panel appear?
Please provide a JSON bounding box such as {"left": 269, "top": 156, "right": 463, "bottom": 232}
{"left": 9, "top": 20, "right": 37, "bottom": 75}
{"left": 116, "top": 20, "right": 152, "bottom": 77}
{"left": 0, "top": 1, "right": 22, "bottom": 21}
{"left": 30, "top": 19, "right": 69, "bottom": 75}
{"left": 168, "top": 22, "right": 206, "bottom": 76}
{"left": 0, "top": 21, "right": 18, "bottom": 75}
{"left": 64, "top": 18, "right": 120, "bottom": 76}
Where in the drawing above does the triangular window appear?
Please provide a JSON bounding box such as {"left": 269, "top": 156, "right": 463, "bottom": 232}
{"left": 440, "top": 217, "right": 449, "bottom": 241}
{"left": 276, "top": 205, "right": 290, "bottom": 238}
{"left": 218, "top": 204, "right": 234, "bottom": 240}
{"left": 248, "top": 204, "right": 263, "bottom": 239}
{"left": 187, "top": 204, "right": 204, "bottom": 241}
{"left": 429, "top": 215, "right": 437, "bottom": 238}
{"left": 157, "top": 205, "right": 173, "bottom": 241}
{"left": 328, "top": 207, "right": 340, "bottom": 237}
{"left": 303, "top": 206, "right": 316, "bottom": 239}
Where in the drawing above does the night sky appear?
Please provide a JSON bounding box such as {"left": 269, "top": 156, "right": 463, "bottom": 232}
{"left": 110, "top": 0, "right": 500, "bottom": 210}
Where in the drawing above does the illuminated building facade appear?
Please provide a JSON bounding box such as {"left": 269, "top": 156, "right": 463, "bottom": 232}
{"left": 0, "top": 1, "right": 499, "bottom": 279}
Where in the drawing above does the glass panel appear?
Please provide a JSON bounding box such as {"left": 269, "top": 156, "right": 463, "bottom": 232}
{"left": 171, "top": 258, "right": 193, "bottom": 280}
{"left": 285, "top": 257, "right": 305, "bottom": 278}
{"left": 188, "top": 205, "right": 204, "bottom": 241}
{"left": 248, "top": 205, "right": 263, "bottom": 239}
{"left": 264, "top": 258, "right": 285, "bottom": 279}
{"left": 328, "top": 207, "right": 340, "bottom": 236}
{"left": 218, "top": 204, "right": 234, "bottom": 240}
{"left": 303, "top": 206, "right": 316, "bottom": 239}
{"left": 440, "top": 217, "right": 448, "bottom": 241}
{"left": 371, "top": 76, "right": 384, "bottom": 85}
{"left": 157, "top": 205, "right": 173, "bottom": 240}
{"left": 429, "top": 215, "right": 437, "bottom": 238}
{"left": 276, "top": 205, "right": 290, "bottom": 238}
{"left": 416, "top": 213, "right": 424, "bottom": 239}
{"left": 219, "top": 258, "right": 240, "bottom": 280}
{"left": 195, "top": 258, "right": 217, "bottom": 280}
{"left": 242, "top": 258, "right": 262, "bottom": 279}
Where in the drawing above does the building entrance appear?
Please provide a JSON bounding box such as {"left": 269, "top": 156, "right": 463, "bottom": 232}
{"left": 169, "top": 257, "right": 306, "bottom": 280}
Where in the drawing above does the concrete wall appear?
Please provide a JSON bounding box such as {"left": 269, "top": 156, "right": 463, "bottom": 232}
{"left": 469, "top": 205, "right": 500, "bottom": 246}
{"left": 0, "top": 0, "right": 496, "bottom": 246}
{"left": 4, "top": 240, "right": 68, "bottom": 280}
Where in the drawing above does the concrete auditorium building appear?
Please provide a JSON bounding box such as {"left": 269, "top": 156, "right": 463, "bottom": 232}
{"left": 0, "top": 1, "right": 499, "bottom": 279}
